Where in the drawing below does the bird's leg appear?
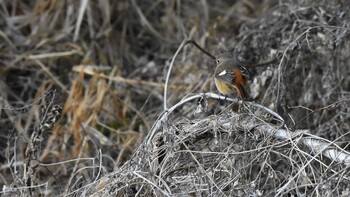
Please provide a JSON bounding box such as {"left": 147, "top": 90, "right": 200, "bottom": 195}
{"left": 236, "top": 92, "right": 250, "bottom": 112}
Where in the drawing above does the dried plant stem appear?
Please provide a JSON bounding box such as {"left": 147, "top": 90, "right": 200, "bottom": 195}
{"left": 163, "top": 37, "right": 188, "bottom": 110}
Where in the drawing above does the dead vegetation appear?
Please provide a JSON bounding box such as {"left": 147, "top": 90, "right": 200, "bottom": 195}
{"left": 0, "top": 0, "right": 349, "bottom": 196}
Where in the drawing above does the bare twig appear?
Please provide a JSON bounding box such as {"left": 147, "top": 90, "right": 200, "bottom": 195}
{"left": 163, "top": 37, "right": 188, "bottom": 110}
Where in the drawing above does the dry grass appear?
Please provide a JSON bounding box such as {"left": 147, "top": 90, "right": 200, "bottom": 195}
{"left": 0, "top": 0, "right": 349, "bottom": 196}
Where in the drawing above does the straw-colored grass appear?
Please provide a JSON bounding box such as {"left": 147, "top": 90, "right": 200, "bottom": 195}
{"left": 0, "top": 0, "right": 349, "bottom": 196}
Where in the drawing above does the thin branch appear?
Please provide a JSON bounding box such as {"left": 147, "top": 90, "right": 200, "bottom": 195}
{"left": 163, "top": 37, "right": 188, "bottom": 110}
{"left": 185, "top": 40, "right": 216, "bottom": 60}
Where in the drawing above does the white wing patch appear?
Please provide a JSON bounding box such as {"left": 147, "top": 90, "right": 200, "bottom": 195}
{"left": 218, "top": 70, "right": 227, "bottom": 76}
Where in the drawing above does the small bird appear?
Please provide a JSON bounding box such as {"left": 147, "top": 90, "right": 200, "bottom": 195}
{"left": 214, "top": 54, "right": 252, "bottom": 100}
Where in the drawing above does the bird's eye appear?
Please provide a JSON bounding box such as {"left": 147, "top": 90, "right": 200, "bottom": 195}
{"left": 216, "top": 58, "right": 221, "bottom": 64}
{"left": 240, "top": 65, "right": 247, "bottom": 71}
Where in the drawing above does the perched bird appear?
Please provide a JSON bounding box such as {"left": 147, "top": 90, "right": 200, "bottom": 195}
{"left": 214, "top": 54, "right": 252, "bottom": 100}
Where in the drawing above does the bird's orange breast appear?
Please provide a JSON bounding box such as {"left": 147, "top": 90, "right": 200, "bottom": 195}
{"left": 233, "top": 67, "right": 246, "bottom": 85}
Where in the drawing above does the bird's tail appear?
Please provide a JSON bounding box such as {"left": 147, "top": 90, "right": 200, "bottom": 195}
{"left": 235, "top": 84, "right": 251, "bottom": 101}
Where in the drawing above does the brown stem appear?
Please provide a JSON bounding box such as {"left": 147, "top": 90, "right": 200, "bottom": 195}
{"left": 185, "top": 40, "right": 216, "bottom": 60}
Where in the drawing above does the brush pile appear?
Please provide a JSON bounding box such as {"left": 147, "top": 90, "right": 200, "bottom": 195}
{"left": 0, "top": 0, "right": 349, "bottom": 196}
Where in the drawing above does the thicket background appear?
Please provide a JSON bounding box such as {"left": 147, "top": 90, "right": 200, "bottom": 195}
{"left": 0, "top": 0, "right": 349, "bottom": 196}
